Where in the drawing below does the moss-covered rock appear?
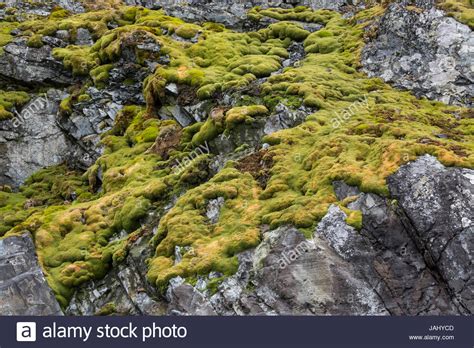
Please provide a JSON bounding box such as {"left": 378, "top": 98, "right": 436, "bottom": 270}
{"left": 0, "top": 3, "right": 472, "bottom": 307}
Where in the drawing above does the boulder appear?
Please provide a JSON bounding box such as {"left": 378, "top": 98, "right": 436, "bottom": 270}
{"left": 388, "top": 155, "right": 474, "bottom": 313}
{"left": 0, "top": 233, "right": 63, "bottom": 315}
{"left": 362, "top": 3, "right": 474, "bottom": 107}
{"left": 0, "top": 39, "right": 75, "bottom": 86}
{"left": 0, "top": 90, "right": 71, "bottom": 187}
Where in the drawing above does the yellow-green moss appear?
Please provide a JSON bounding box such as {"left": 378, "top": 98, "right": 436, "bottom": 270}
{"left": 175, "top": 23, "right": 200, "bottom": 39}
{"left": 0, "top": 90, "right": 30, "bottom": 120}
{"left": 26, "top": 34, "right": 44, "bottom": 48}
{"left": 90, "top": 64, "right": 113, "bottom": 86}
{"left": 0, "top": 22, "right": 18, "bottom": 50}
{"left": 53, "top": 46, "right": 99, "bottom": 76}
{"left": 225, "top": 105, "right": 269, "bottom": 129}
{"left": 438, "top": 0, "right": 474, "bottom": 29}
{"left": 147, "top": 168, "right": 262, "bottom": 290}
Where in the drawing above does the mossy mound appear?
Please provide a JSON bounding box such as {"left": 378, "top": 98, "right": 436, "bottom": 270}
{"left": 0, "top": 21, "right": 18, "bottom": 52}
{"left": 0, "top": 90, "right": 30, "bottom": 120}
{"left": 438, "top": 0, "right": 474, "bottom": 28}
{"left": 148, "top": 168, "right": 262, "bottom": 291}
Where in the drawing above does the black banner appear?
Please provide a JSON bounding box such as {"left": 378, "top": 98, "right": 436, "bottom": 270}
{"left": 0, "top": 316, "right": 472, "bottom": 347}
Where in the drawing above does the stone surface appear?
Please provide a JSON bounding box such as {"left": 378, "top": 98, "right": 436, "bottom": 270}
{"left": 362, "top": 3, "right": 474, "bottom": 106}
{"left": 0, "top": 89, "right": 71, "bottom": 187}
{"left": 0, "top": 39, "right": 75, "bottom": 86}
{"left": 388, "top": 155, "right": 474, "bottom": 313}
{"left": 124, "top": 0, "right": 349, "bottom": 28}
{"left": 0, "top": 233, "right": 63, "bottom": 315}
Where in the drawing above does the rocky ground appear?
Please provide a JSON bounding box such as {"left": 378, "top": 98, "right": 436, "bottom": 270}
{"left": 0, "top": 0, "right": 472, "bottom": 316}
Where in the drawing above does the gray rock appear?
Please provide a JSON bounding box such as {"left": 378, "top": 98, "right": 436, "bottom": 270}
{"left": 0, "top": 39, "right": 75, "bottom": 85}
{"left": 55, "top": 30, "right": 70, "bottom": 41}
{"left": 206, "top": 197, "right": 225, "bottom": 224}
{"left": 166, "top": 277, "right": 217, "bottom": 315}
{"left": 75, "top": 28, "right": 93, "bottom": 46}
{"left": 317, "top": 200, "right": 459, "bottom": 315}
{"left": 333, "top": 180, "right": 361, "bottom": 200}
{"left": 0, "top": 90, "right": 71, "bottom": 187}
{"left": 0, "top": 233, "right": 63, "bottom": 315}
{"left": 264, "top": 103, "right": 310, "bottom": 135}
{"left": 159, "top": 105, "right": 196, "bottom": 127}
{"left": 388, "top": 155, "right": 474, "bottom": 313}
{"left": 362, "top": 4, "right": 474, "bottom": 107}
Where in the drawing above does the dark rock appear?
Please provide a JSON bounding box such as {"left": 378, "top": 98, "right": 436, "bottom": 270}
{"left": 0, "top": 233, "right": 63, "bottom": 315}
{"left": 0, "top": 89, "right": 71, "bottom": 187}
{"left": 333, "top": 180, "right": 361, "bottom": 200}
{"left": 388, "top": 155, "right": 474, "bottom": 313}
{"left": 0, "top": 39, "right": 75, "bottom": 86}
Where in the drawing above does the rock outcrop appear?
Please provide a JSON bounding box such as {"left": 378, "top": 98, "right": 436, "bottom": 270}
{"left": 0, "top": 39, "right": 75, "bottom": 86}
{"left": 388, "top": 155, "right": 474, "bottom": 313}
{"left": 0, "top": 233, "right": 63, "bottom": 315}
{"left": 164, "top": 156, "right": 473, "bottom": 315}
{"left": 362, "top": 3, "right": 474, "bottom": 106}
{"left": 0, "top": 89, "right": 71, "bottom": 187}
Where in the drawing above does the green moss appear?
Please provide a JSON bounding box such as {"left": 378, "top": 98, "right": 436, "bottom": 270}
{"left": 95, "top": 302, "right": 117, "bottom": 316}
{"left": 0, "top": 165, "right": 90, "bottom": 238}
{"left": 59, "top": 96, "right": 72, "bottom": 114}
{"left": 112, "top": 196, "right": 151, "bottom": 232}
{"left": 53, "top": 46, "right": 99, "bottom": 76}
{"left": 0, "top": 191, "right": 28, "bottom": 237}
{"left": 147, "top": 168, "right": 261, "bottom": 290}
{"left": 438, "top": 0, "right": 474, "bottom": 29}
{"left": 77, "top": 93, "right": 91, "bottom": 102}
{"left": 249, "top": 6, "right": 335, "bottom": 24}
{"left": 224, "top": 105, "right": 269, "bottom": 129}
{"left": 305, "top": 36, "right": 340, "bottom": 53}
{"left": 90, "top": 64, "right": 113, "bottom": 87}
{"left": 264, "top": 21, "right": 310, "bottom": 41}
{"left": 0, "top": 22, "right": 18, "bottom": 50}
{"left": 175, "top": 23, "right": 200, "bottom": 39}
{"left": 26, "top": 34, "right": 44, "bottom": 48}
{"left": 0, "top": 90, "right": 30, "bottom": 120}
